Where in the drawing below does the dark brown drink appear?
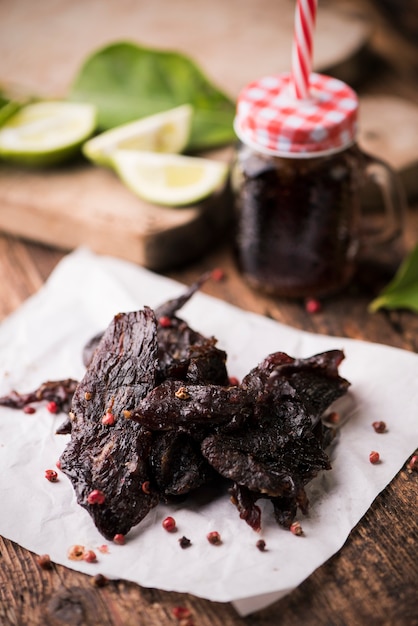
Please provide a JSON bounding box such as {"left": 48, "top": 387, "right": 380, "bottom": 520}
{"left": 233, "top": 143, "right": 366, "bottom": 297}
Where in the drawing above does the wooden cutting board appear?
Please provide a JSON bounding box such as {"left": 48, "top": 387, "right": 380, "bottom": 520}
{"left": 1, "top": 0, "right": 414, "bottom": 270}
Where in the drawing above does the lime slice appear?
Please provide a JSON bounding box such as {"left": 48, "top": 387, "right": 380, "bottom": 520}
{"left": 0, "top": 101, "right": 97, "bottom": 166}
{"left": 83, "top": 104, "right": 193, "bottom": 167}
{"left": 111, "top": 150, "right": 229, "bottom": 207}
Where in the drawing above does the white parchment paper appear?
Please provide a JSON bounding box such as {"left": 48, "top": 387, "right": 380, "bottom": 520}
{"left": 1, "top": 248, "right": 417, "bottom": 616}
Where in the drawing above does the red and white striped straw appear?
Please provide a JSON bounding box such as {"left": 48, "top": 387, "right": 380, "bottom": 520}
{"left": 291, "top": 0, "right": 317, "bottom": 99}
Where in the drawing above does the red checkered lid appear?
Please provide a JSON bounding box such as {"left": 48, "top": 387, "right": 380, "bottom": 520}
{"left": 234, "top": 72, "right": 358, "bottom": 157}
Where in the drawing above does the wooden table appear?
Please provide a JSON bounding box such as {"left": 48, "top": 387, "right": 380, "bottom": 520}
{"left": 1, "top": 3, "right": 418, "bottom": 625}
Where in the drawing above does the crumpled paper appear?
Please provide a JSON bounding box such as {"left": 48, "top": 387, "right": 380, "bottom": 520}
{"left": 1, "top": 248, "right": 417, "bottom": 616}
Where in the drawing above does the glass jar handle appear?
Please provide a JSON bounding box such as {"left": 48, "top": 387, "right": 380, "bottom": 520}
{"left": 362, "top": 152, "right": 406, "bottom": 244}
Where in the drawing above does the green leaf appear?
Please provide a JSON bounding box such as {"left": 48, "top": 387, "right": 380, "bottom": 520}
{"left": 68, "top": 41, "right": 236, "bottom": 151}
{"left": 369, "top": 243, "right": 418, "bottom": 313}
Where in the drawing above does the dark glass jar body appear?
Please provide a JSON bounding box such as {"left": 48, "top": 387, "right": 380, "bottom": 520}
{"left": 233, "top": 142, "right": 366, "bottom": 298}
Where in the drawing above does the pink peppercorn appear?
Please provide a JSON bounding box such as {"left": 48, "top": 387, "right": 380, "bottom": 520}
{"left": 211, "top": 267, "right": 225, "bottom": 282}
{"left": 305, "top": 298, "right": 322, "bottom": 314}
{"left": 101, "top": 411, "right": 115, "bottom": 426}
{"left": 87, "top": 489, "right": 106, "bottom": 505}
{"left": 207, "top": 531, "right": 222, "bottom": 545}
{"left": 141, "top": 481, "right": 151, "bottom": 494}
{"left": 97, "top": 544, "right": 109, "bottom": 554}
{"left": 47, "top": 401, "right": 58, "bottom": 414}
{"left": 327, "top": 411, "right": 340, "bottom": 424}
{"left": 172, "top": 606, "right": 192, "bottom": 620}
{"left": 228, "top": 376, "right": 240, "bottom": 387}
{"left": 91, "top": 573, "right": 108, "bottom": 587}
{"left": 369, "top": 451, "right": 380, "bottom": 464}
{"left": 83, "top": 550, "right": 97, "bottom": 563}
{"left": 372, "top": 421, "right": 387, "bottom": 433}
{"left": 159, "top": 316, "right": 172, "bottom": 328}
{"left": 290, "top": 521, "right": 304, "bottom": 536}
{"left": 45, "top": 469, "right": 58, "bottom": 483}
{"left": 162, "top": 516, "right": 176, "bottom": 532}
{"left": 256, "top": 539, "right": 266, "bottom": 551}
{"left": 407, "top": 455, "right": 418, "bottom": 472}
{"left": 36, "top": 554, "right": 52, "bottom": 570}
{"left": 113, "top": 533, "right": 125, "bottom": 545}
{"left": 23, "top": 405, "right": 36, "bottom": 414}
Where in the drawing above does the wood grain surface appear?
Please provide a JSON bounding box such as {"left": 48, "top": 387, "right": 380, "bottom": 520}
{"left": 1, "top": 1, "right": 418, "bottom": 625}
{"left": 1, "top": 224, "right": 418, "bottom": 626}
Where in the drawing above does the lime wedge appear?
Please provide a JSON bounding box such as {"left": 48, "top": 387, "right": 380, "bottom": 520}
{"left": 0, "top": 101, "right": 97, "bottom": 166}
{"left": 83, "top": 104, "right": 193, "bottom": 167}
{"left": 111, "top": 150, "right": 229, "bottom": 206}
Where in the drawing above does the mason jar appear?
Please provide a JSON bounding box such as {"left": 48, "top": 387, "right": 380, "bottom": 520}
{"left": 232, "top": 73, "right": 404, "bottom": 298}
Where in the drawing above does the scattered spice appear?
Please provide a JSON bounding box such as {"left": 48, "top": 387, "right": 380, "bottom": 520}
{"left": 162, "top": 516, "right": 176, "bottom": 532}
{"left": 55, "top": 459, "right": 61, "bottom": 470}
{"left": 206, "top": 531, "right": 222, "bottom": 545}
{"left": 290, "top": 521, "right": 304, "bottom": 536}
{"left": 23, "top": 405, "right": 36, "bottom": 414}
{"left": 97, "top": 544, "right": 109, "bottom": 554}
{"left": 141, "top": 480, "right": 151, "bottom": 494}
{"left": 256, "top": 539, "right": 266, "bottom": 552}
{"left": 158, "top": 315, "right": 172, "bottom": 328}
{"left": 305, "top": 297, "right": 322, "bottom": 314}
{"left": 91, "top": 573, "right": 109, "bottom": 587}
{"left": 83, "top": 549, "right": 97, "bottom": 563}
{"left": 175, "top": 386, "right": 190, "bottom": 400}
{"left": 45, "top": 469, "right": 59, "bottom": 483}
{"left": 67, "top": 544, "right": 85, "bottom": 561}
{"left": 113, "top": 533, "right": 125, "bottom": 545}
{"left": 372, "top": 421, "right": 387, "bottom": 433}
{"left": 228, "top": 376, "right": 240, "bottom": 387}
{"left": 36, "top": 554, "right": 52, "bottom": 570}
{"left": 87, "top": 489, "right": 106, "bottom": 505}
{"left": 407, "top": 455, "right": 418, "bottom": 472}
{"left": 369, "top": 451, "right": 380, "bottom": 464}
{"left": 178, "top": 536, "right": 192, "bottom": 549}
{"left": 327, "top": 411, "right": 340, "bottom": 425}
{"left": 211, "top": 267, "right": 225, "bottom": 282}
{"left": 172, "top": 606, "right": 192, "bottom": 620}
{"left": 123, "top": 410, "right": 132, "bottom": 419}
{"left": 47, "top": 400, "right": 59, "bottom": 414}
{"left": 101, "top": 411, "right": 115, "bottom": 426}
{"left": 84, "top": 391, "right": 92, "bottom": 401}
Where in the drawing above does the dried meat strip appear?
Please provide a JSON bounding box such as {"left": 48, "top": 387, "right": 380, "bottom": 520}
{"left": 201, "top": 349, "right": 349, "bottom": 529}
{"left": 0, "top": 378, "right": 78, "bottom": 413}
{"left": 150, "top": 431, "right": 215, "bottom": 497}
{"left": 132, "top": 380, "right": 251, "bottom": 432}
{"left": 59, "top": 307, "right": 160, "bottom": 540}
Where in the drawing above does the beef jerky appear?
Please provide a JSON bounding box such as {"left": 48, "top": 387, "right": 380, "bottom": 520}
{"left": 132, "top": 380, "right": 251, "bottom": 432}
{"left": 150, "top": 431, "right": 215, "bottom": 497}
{"left": 154, "top": 271, "right": 211, "bottom": 320}
{"left": 29, "top": 276, "right": 350, "bottom": 540}
{"left": 201, "top": 350, "right": 349, "bottom": 528}
{"left": 155, "top": 319, "right": 228, "bottom": 385}
{"left": 82, "top": 273, "right": 228, "bottom": 386}
{"left": 0, "top": 378, "right": 78, "bottom": 414}
{"left": 229, "top": 483, "right": 262, "bottom": 532}
{"left": 59, "top": 307, "right": 160, "bottom": 540}
{"left": 242, "top": 349, "right": 349, "bottom": 427}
